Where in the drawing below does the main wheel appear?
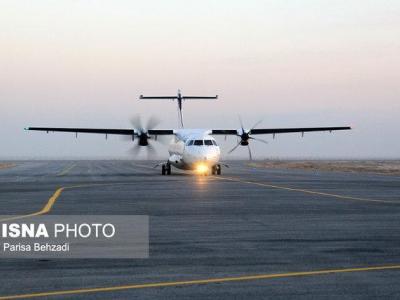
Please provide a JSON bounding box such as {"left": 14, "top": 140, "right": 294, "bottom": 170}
{"left": 216, "top": 164, "right": 221, "bottom": 175}
{"left": 166, "top": 163, "right": 171, "bottom": 175}
{"left": 161, "top": 164, "right": 166, "bottom": 175}
{"left": 211, "top": 165, "right": 216, "bottom": 175}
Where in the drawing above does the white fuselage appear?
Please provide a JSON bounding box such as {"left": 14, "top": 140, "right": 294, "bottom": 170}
{"left": 167, "top": 129, "right": 221, "bottom": 170}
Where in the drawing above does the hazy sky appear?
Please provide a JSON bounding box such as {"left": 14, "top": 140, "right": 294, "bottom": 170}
{"left": 1, "top": 0, "right": 399, "bottom": 159}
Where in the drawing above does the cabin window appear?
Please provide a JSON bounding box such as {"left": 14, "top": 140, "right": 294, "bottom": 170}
{"left": 194, "top": 140, "right": 204, "bottom": 146}
{"left": 204, "top": 140, "right": 213, "bottom": 146}
{"left": 187, "top": 140, "right": 194, "bottom": 146}
{"left": 212, "top": 140, "right": 217, "bottom": 146}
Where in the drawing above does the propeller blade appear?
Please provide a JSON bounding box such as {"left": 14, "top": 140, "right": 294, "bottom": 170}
{"left": 128, "top": 144, "right": 141, "bottom": 156}
{"left": 146, "top": 115, "right": 160, "bottom": 130}
{"left": 250, "top": 120, "right": 262, "bottom": 130}
{"left": 146, "top": 142, "right": 157, "bottom": 160}
{"left": 238, "top": 115, "right": 245, "bottom": 133}
{"left": 247, "top": 145, "right": 253, "bottom": 161}
{"left": 228, "top": 141, "right": 241, "bottom": 154}
{"left": 130, "top": 115, "right": 143, "bottom": 131}
{"left": 125, "top": 115, "right": 164, "bottom": 157}
{"left": 249, "top": 137, "right": 268, "bottom": 145}
{"left": 155, "top": 135, "right": 172, "bottom": 145}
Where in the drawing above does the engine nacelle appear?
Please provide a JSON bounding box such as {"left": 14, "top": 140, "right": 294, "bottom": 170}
{"left": 138, "top": 133, "right": 149, "bottom": 146}
{"left": 240, "top": 131, "right": 250, "bottom": 146}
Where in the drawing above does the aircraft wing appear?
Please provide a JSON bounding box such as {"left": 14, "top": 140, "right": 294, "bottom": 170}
{"left": 212, "top": 126, "right": 351, "bottom": 135}
{"left": 26, "top": 127, "right": 175, "bottom": 136}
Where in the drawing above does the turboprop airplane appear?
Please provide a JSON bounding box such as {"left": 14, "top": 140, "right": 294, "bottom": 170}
{"left": 26, "top": 90, "right": 351, "bottom": 175}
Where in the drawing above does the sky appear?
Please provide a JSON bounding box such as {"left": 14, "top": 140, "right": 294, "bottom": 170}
{"left": 0, "top": 0, "right": 399, "bottom": 159}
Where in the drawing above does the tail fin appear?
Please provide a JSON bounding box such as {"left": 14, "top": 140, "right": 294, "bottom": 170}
{"left": 139, "top": 90, "right": 218, "bottom": 128}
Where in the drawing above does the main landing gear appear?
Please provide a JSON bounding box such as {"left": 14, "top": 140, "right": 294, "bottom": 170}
{"left": 161, "top": 163, "right": 171, "bottom": 175}
{"left": 211, "top": 164, "right": 222, "bottom": 175}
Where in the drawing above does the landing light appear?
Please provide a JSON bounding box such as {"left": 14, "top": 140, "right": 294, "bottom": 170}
{"left": 196, "top": 164, "right": 208, "bottom": 174}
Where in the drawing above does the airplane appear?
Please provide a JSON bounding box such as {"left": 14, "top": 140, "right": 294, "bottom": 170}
{"left": 26, "top": 90, "right": 351, "bottom": 175}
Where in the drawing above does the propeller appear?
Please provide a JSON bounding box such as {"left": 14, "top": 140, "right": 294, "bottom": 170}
{"left": 228, "top": 116, "right": 268, "bottom": 160}
{"left": 124, "top": 115, "right": 161, "bottom": 159}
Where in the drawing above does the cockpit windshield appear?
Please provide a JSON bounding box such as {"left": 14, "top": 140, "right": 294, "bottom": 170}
{"left": 187, "top": 139, "right": 217, "bottom": 146}
{"left": 194, "top": 140, "right": 204, "bottom": 146}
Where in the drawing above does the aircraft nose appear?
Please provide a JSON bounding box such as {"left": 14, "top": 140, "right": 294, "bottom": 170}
{"left": 206, "top": 152, "right": 218, "bottom": 160}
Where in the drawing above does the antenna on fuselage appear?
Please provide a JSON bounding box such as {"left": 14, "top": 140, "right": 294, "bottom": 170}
{"left": 139, "top": 90, "right": 218, "bottom": 128}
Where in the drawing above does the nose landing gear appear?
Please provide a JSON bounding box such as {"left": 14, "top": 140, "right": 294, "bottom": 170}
{"left": 211, "top": 164, "right": 222, "bottom": 175}
{"left": 161, "top": 163, "right": 171, "bottom": 175}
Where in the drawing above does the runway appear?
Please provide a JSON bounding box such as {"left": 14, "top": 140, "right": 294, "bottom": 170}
{"left": 0, "top": 160, "right": 400, "bottom": 299}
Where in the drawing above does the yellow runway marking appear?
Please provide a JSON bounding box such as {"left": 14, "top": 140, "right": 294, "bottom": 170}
{"left": 0, "top": 183, "right": 135, "bottom": 222}
{"left": 213, "top": 175, "right": 398, "bottom": 204}
{"left": 0, "top": 188, "right": 65, "bottom": 222}
{"left": 0, "top": 162, "right": 157, "bottom": 222}
{"left": 56, "top": 163, "right": 75, "bottom": 177}
{"left": 40, "top": 187, "right": 64, "bottom": 214}
{"left": 1, "top": 264, "right": 400, "bottom": 299}
{"left": 1, "top": 161, "right": 157, "bottom": 222}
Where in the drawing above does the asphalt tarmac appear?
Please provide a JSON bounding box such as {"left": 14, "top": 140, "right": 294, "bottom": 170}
{"left": 0, "top": 160, "right": 399, "bottom": 299}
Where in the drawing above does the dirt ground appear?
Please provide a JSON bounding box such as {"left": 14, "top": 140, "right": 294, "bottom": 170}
{"left": 248, "top": 160, "right": 400, "bottom": 176}
{"left": 0, "top": 163, "right": 16, "bottom": 170}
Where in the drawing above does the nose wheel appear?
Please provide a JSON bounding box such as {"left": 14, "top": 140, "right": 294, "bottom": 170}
{"left": 211, "top": 164, "right": 222, "bottom": 175}
{"left": 161, "top": 163, "right": 171, "bottom": 175}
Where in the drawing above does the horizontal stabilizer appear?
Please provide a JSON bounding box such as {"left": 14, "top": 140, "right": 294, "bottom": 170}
{"left": 139, "top": 90, "right": 218, "bottom": 128}
{"left": 140, "top": 95, "right": 218, "bottom": 100}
